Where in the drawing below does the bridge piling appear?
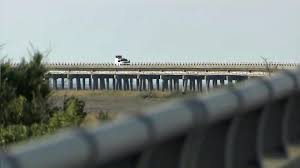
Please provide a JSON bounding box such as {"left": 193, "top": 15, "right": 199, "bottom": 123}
{"left": 68, "top": 77, "right": 73, "bottom": 89}
{"left": 82, "top": 78, "right": 86, "bottom": 90}
{"left": 61, "top": 78, "right": 65, "bottom": 89}
{"left": 130, "top": 78, "right": 133, "bottom": 91}
{"left": 89, "top": 77, "right": 92, "bottom": 89}
{"left": 206, "top": 79, "right": 210, "bottom": 92}
{"left": 213, "top": 79, "right": 217, "bottom": 87}
{"left": 113, "top": 76, "right": 116, "bottom": 90}
{"left": 93, "top": 77, "right": 98, "bottom": 90}
{"left": 170, "top": 79, "right": 173, "bottom": 92}
{"left": 53, "top": 77, "right": 58, "bottom": 90}
{"left": 149, "top": 79, "right": 154, "bottom": 91}
{"left": 220, "top": 79, "right": 225, "bottom": 86}
{"left": 76, "top": 77, "right": 81, "bottom": 90}
{"left": 142, "top": 78, "right": 146, "bottom": 91}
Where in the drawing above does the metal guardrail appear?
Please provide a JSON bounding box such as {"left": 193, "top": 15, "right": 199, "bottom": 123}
{"left": 10, "top": 62, "right": 300, "bottom": 72}
{"left": 1, "top": 68, "right": 300, "bottom": 168}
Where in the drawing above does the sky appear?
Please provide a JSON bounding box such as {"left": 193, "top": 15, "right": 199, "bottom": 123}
{"left": 0, "top": 0, "right": 300, "bottom": 63}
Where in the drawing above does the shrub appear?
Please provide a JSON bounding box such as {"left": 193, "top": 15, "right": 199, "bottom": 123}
{"left": 0, "top": 51, "right": 87, "bottom": 146}
{"left": 0, "top": 125, "right": 29, "bottom": 146}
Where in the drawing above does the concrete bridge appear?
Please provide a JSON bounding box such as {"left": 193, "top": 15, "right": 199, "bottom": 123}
{"left": 45, "top": 63, "right": 299, "bottom": 91}
{"left": 1, "top": 67, "right": 300, "bottom": 168}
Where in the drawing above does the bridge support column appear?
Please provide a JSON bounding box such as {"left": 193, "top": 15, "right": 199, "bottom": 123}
{"left": 136, "top": 78, "right": 140, "bottom": 91}
{"left": 129, "top": 78, "right": 133, "bottom": 91}
{"left": 213, "top": 79, "right": 218, "bottom": 87}
{"left": 118, "top": 78, "right": 122, "bottom": 90}
{"left": 197, "top": 79, "right": 202, "bottom": 92}
{"left": 149, "top": 79, "right": 153, "bottom": 91}
{"left": 156, "top": 78, "right": 160, "bottom": 91}
{"left": 146, "top": 78, "right": 150, "bottom": 91}
{"left": 162, "top": 78, "right": 166, "bottom": 92}
{"left": 53, "top": 77, "right": 58, "bottom": 90}
{"left": 227, "top": 76, "right": 233, "bottom": 86}
{"left": 115, "top": 78, "right": 119, "bottom": 90}
{"left": 68, "top": 77, "right": 73, "bottom": 89}
{"left": 123, "top": 78, "right": 129, "bottom": 91}
{"left": 100, "top": 77, "right": 105, "bottom": 90}
{"left": 189, "top": 79, "right": 193, "bottom": 91}
{"left": 142, "top": 79, "right": 146, "bottom": 91}
{"left": 166, "top": 79, "right": 169, "bottom": 91}
{"left": 126, "top": 78, "right": 130, "bottom": 91}
{"left": 61, "top": 78, "right": 65, "bottom": 89}
{"left": 116, "top": 78, "right": 120, "bottom": 90}
{"left": 122, "top": 78, "right": 125, "bottom": 91}
{"left": 206, "top": 79, "right": 210, "bottom": 91}
{"left": 138, "top": 78, "right": 142, "bottom": 91}
{"left": 113, "top": 77, "right": 116, "bottom": 90}
{"left": 76, "top": 77, "right": 81, "bottom": 90}
{"left": 173, "top": 79, "right": 176, "bottom": 91}
{"left": 182, "top": 77, "right": 187, "bottom": 93}
{"left": 192, "top": 79, "right": 196, "bottom": 91}
{"left": 170, "top": 79, "right": 173, "bottom": 92}
{"left": 106, "top": 78, "right": 110, "bottom": 90}
{"left": 220, "top": 79, "right": 225, "bottom": 86}
{"left": 82, "top": 78, "right": 86, "bottom": 90}
{"left": 89, "top": 77, "right": 92, "bottom": 89}
{"left": 138, "top": 79, "right": 142, "bottom": 91}
{"left": 93, "top": 77, "right": 98, "bottom": 90}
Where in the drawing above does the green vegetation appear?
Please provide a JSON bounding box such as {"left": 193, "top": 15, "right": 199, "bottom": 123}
{"left": 0, "top": 52, "right": 86, "bottom": 147}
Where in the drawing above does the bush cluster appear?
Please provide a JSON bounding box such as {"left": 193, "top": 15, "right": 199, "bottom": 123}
{"left": 0, "top": 52, "right": 86, "bottom": 146}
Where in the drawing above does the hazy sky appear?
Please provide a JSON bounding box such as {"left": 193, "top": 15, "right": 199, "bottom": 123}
{"left": 1, "top": 0, "right": 300, "bottom": 63}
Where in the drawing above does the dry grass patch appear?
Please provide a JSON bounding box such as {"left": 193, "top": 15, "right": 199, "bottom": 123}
{"left": 52, "top": 90, "right": 143, "bottom": 97}
{"left": 80, "top": 111, "right": 119, "bottom": 126}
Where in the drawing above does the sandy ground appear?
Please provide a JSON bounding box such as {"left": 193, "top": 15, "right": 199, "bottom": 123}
{"left": 48, "top": 91, "right": 186, "bottom": 115}
{"left": 49, "top": 95, "right": 169, "bottom": 114}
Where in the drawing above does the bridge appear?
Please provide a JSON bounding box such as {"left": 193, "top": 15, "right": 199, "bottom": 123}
{"left": 45, "top": 63, "right": 299, "bottom": 91}
{"left": 1, "top": 66, "right": 300, "bottom": 168}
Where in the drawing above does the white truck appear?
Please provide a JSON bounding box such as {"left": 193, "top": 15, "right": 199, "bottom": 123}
{"left": 115, "top": 55, "right": 130, "bottom": 66}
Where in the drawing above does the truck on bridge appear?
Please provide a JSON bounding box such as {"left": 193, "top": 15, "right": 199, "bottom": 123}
{"left": 114, "top": 55, "right": 130, "bottom": 66}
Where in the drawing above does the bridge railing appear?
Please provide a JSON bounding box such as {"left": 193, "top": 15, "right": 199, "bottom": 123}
{"left": 1, "top": 68, "right": 300, "bottom": 168}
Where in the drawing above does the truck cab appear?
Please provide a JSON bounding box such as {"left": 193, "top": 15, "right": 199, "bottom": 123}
{"left": 115, "top": 55, "right": 130, "bottom": 66}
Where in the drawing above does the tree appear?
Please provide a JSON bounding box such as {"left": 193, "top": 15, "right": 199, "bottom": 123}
{"left": 0, "top": 51, "right": 86, "bottom": 146}
{"left": 260, "top": 56, "right": 278, "bottom": 76}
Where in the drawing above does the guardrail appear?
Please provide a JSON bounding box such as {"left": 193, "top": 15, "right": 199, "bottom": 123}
{"left": 1, "top": 68, "right": 300, "bottom": 168}
{"left": 10, "top": 62, "right": 300, "bottom": 72}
